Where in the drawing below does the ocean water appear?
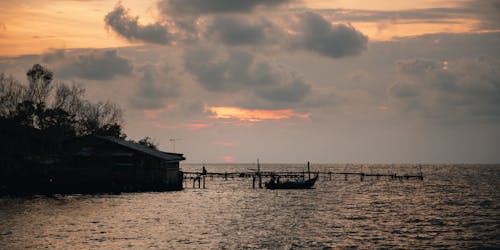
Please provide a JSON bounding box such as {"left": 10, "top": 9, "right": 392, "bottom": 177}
{"left": 0, "top": 164, "right": 498, "bottom": 249}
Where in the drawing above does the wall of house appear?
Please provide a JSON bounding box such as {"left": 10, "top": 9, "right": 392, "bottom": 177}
{"left": 58, "top": 137, "right": 184, "bottom": 192}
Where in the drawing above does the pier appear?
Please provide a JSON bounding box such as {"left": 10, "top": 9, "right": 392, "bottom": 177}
{"left": 182, "top": 168, "right": 424, "bottom": 189}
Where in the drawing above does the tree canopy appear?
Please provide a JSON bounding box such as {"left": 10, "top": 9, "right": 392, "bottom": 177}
{"left": 0, "top": 64, "right": 126, "bottom": 145}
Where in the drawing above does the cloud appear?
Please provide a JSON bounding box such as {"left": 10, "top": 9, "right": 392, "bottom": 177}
{"left": 158, "top": 0, "right": 293, "bottom": 16}
{"left": 317, "top": 0, "right": 500, "bottom": 32}
{"left": 464, "top": 0, "right": 500, "bottom": 30}
{"left": 41, "top": 49, "right": 65, "bottom": 63}
{"left": 156, "top": 0, "right": 294, "bottom": 39}
{"left": 129, "top": 64, "right": 178, "bottom": 109}
{"left": 255, "top": 78, "right": 310, "bottom": 102}
{"left": 105, "top": 4, "right": 173, "bottom": 44}
{"left": 57, "top": 50, "right": 133, "bottom": 80}
{"left": 389, "top": 57, "right": 500, "bottom": 119}
{"left": 318, "top": 8, "right": 470, "bottom": 24}
{"left": 292, "top": 12, "right": 368, "bottom": 58}
{"left": 184, "top": 48, "right": 310, "bottom": 104}
{"left": 208, "top": 16, "right": 277, "bottom": 46}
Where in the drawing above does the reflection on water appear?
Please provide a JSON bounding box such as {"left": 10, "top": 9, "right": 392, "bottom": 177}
{"left": 1, "top": 164, "right": 499, "bottom": 249}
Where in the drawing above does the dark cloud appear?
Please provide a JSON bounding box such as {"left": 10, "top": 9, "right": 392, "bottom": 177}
{"left": 159, "top": 0, "right": 292, "bottom": 16}
{"left": 389, "top": 57, "right": 500, "bottom": 119}
{"left": 155, "top": 0, "right": 292, "bottom": 43}
{"left": 184, "top": 48, "right": 230, "bottom": 91}
{"left": 129, "top": 65, "right": 178, "bottom": 109}
{"left": 292, "top": 12, "right": 368, "bottom": 58}
{"left": 208, "top": 16, "right": 275, "bottom": 46}
{"left": 388, "top": 80, "right": 420, "bottom": 99}
{"left": 41, "top": 49, "right": 65, "bottom": 63}
{"left": 318, "top": 8, "right": 470, "bottom": 24}
{"left": 464, "top": 0, "right": 500, "bottom": 30}
{"left": 317, "top": 0, "right": 500, "bottom": 31}
{"left": 184, "top": 48, "right": 310, "bottom": 103}
{"left": 255, "top": 78, "right": 310, "bottom": 102}
{"left": 105, "top": 4, "right": 173, "bottom": 44}
{"left": 58, "top": 50, "right": 133, "bottom": 80}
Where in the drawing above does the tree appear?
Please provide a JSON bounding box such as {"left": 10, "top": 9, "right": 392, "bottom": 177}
{"left": 137, "top": 137, "right": 158, "bottom": 150}
{"left": 53, "top": 83, "right": 85, "bottom": 115}
{"left": 25, "top": 64, "right": 53, "bottom": 105}
{"left": 0, "top": 73, "right": 25, "bottom": 117}
{"left": 94, "top": 123, "right": 126, "bottom": 139}
{"left": 77, "top": 101, "right": 124, "bottom": 137}
{"left": 1, "top": 63, "right": 126, "bottom": 139}
{"left": 12, "top": 100, "right": 36, "bottom": 127}
{"left": 38, "top": 107, "right": 76, "bottom": 137}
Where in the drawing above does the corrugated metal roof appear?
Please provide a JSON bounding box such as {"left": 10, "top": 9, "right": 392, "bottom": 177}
{"left": 98, "top": 136, "right": 186, "bottom": 162}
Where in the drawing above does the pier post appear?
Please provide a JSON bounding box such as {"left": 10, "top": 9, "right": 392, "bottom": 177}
{"left": 307, "top": 161, "right": 311, "bottom": 180}
{"left": 252, "top": 176, "right": 256, "bottom": 188}
{"left": 202, "top": 176, "right": 206, "bottom": 189}
{"left": 344, "top": 173, "right": 348, "bottom": 181}
{"left": 193, "top": 178, "right": 196, "bottom": 188}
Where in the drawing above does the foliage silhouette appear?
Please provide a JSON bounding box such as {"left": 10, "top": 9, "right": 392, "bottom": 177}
{"left": 0, "top": 64, "right": 132, "bottom": 194}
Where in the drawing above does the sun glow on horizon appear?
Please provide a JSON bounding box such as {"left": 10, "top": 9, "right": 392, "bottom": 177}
{"left": 223, "top": 156, "right": 234, "bottom": 163}
{"left": 207, "top": 106, "right": 310, "bottom": 122}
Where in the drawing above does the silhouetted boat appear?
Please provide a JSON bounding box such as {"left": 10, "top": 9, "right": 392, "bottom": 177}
{"left": 265, "top": 174, "right": 318, "bottom": 189}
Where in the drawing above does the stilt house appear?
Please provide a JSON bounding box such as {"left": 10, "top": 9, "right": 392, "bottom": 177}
{"left": 62, "top": 136, "right": 185, "bottom": 192}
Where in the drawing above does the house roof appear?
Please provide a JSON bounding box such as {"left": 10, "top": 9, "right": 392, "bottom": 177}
{"left": 98, "top": 136, "right": 186, "bottom": 162}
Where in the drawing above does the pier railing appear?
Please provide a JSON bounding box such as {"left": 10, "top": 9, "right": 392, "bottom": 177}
{"left": 182, "top": 170, "right": 424, "bottom": 189}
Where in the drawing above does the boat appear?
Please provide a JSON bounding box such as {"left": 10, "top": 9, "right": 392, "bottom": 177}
{"left": 265, "top": 174, "right": 318, "bottom": 189}
{"left": 264, "top": 161, "right": 318, "bottom": 189}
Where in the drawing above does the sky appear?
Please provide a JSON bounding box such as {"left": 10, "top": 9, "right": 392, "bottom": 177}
{"left": 1, "top": 0, "right": 499, "bottom": 163}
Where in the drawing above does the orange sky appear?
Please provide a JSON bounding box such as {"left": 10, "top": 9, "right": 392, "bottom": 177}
{"left": 1, "top": 1, "right": 499, "bottom": 163}
{"left": 208, "top": 106, "right": 309, "bottom": 122}
{"left": 0, "top": 0, "right": 481, "bottom": 56}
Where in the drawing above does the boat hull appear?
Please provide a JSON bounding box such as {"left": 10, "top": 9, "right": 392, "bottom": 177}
{"left": 265, "top": 175, "right": 318, "bottom": 190}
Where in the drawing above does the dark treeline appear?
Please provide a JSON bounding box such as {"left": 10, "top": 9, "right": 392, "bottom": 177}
{"left": 0, "top": 64, "right": 155, "bottom": 194}
{"left": 1, "top": 64, "right": 125, "bottom": 155}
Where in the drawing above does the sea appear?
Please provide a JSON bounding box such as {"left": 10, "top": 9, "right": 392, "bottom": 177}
{"left": 0, "top": 163, "right": 499, "bottom": 249}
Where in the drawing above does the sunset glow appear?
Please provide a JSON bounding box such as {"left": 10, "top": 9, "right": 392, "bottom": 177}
{"left": 207, "top": 106, "right": 310, "bottom": 122}
{"left": 223, "top": 156, "right": 234, "bottom": 163}
{"left": 0, "top": 0, "right": 498, "bottom": 164}
{"left": 187, "top": 123, "right": 211, "bottom": 130}
{"left": 0, "top": 0, "right": 493, "bottom": 56}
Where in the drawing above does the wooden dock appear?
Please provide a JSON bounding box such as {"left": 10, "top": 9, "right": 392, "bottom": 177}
{"left": 182, "top": 169, "right": 424, "bottom": 189}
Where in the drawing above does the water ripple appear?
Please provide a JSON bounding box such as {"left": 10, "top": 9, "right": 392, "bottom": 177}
{"left": 0, "top": 164, "right": 499, "bottom": 249}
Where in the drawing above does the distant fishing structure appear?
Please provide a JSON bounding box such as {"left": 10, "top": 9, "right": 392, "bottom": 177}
{"left": 183, "top": 161, "right": 424, "bottom": 189}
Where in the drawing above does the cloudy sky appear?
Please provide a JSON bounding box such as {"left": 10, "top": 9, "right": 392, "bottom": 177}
{"left": 1, "top": 0, "right": 499, "bottom": 163}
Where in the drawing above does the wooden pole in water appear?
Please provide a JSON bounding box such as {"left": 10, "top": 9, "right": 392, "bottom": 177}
{"left": 202, "top": 176, "right": 205, "bottom": 189}
{"left": 257, "top": 159, "right": 262, "bottom": 188}
{"left": 307, "top": 161, "right": 311, "bottom": 180}
{"left": 257, "top": 158, "right": 260, "bottom": 173}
